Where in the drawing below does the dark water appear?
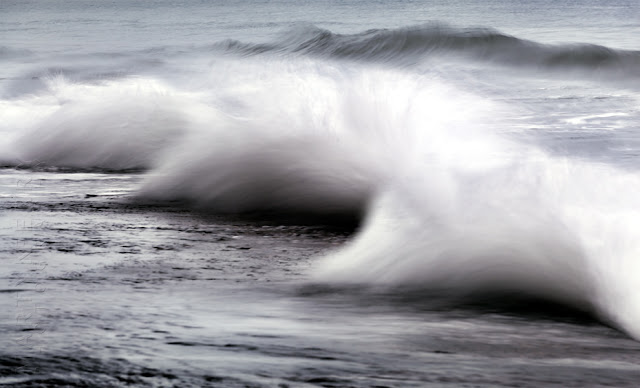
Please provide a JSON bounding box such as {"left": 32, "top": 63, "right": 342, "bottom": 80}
{"left": 2, "top": 1, "right": 640, "bottom": 386}
{"left": 3, "top": 171, "right": 640, "bottom": 387}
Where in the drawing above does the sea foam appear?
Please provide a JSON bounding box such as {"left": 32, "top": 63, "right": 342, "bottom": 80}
{"left": 6, "top": 76, "right": 190, "bottom": 170}
{"left": 4, "top": 53, "right": 640, "bottom": 340}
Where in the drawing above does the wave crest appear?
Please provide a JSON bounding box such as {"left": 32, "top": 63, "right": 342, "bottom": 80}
{"left": 5, "top": 77, "right": 189, "bottom": 170}
{"left": 217, "top": 24, "right": 640, "bottom": 75}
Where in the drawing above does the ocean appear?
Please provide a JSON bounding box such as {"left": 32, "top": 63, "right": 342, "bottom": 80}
{"left": 2, "top": 0, "right": 640, "bottom": 386}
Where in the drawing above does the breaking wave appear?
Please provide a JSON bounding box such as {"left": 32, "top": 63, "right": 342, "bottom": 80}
{"left": 313, "top": 152, "right": 640, "bottom": 341}
{"left": 2, "top": 24, "right": 640, "bottom": 340}
{"left": 2, "top": 77, "right": 189, "bottom": 170}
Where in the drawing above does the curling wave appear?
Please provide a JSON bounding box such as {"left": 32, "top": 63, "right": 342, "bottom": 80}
{"left": 3, "top": 26, "right": 640, "bottom": 341}
{"left": 313, "top": 153, "right": 640, "bottom": 341}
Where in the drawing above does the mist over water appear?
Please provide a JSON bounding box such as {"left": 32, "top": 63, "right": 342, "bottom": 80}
{"left": 3, "top": 1, "right": 640, "bottom": 385}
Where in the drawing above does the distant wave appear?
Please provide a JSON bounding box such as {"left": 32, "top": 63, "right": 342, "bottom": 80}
{"left": 6, "top": 25, "right": 639, "bottom": 87}
{"left": 215, "top": 24, "right": 640, "bottom": 75}
{"left": 0, "top": 46, "right": 34, "bottom": 60}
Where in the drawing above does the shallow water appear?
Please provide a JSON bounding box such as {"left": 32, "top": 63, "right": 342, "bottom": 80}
{"left": 3, "top": 171, "right": 640, "bottom": 387}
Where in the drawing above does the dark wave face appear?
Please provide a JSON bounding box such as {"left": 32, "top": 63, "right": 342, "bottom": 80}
{"left": 214, "top": 24, "right": 640, "bottom": 75}
{"left": 3, "top": 24, "right": 639, "bottom": 96}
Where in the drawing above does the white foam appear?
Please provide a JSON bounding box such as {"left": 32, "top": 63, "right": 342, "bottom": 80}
{"left": 314, "top": 122, "right": 640, "bottom": 340}
{"left": 5, "top": 58, "right": 640, "bottom": 340}
{"left": 9, "top": 76, "right": 192, "bottom": 169}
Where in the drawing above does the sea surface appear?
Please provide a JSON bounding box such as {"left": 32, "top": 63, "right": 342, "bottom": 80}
{"left": 2, "top": 1, "right": 640, "bottom": 386}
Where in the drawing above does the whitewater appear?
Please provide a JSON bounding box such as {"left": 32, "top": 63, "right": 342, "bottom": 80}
{"left": 2, "top": 1, "right": 640, "bottom": 386}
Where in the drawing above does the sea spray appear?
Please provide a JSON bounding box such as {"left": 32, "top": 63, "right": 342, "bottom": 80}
{"left": 7, "top": 76, "right": 191, "bottom": 170}
{"left": 314, "top": 134, "right": 640, "bottom": 340}
{"left": 136, "top": 62, "right": 500, "bottom": 216}
{"left": 3, "top": 41, "right": 640, "bottom": 340}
